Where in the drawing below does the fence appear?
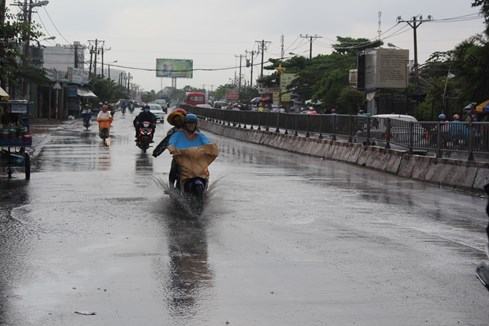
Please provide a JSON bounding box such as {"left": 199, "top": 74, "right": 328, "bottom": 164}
{"left": 185, "top": 107, "right": 489, "bottom": 161}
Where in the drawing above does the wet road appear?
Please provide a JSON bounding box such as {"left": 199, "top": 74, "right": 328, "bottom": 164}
{"left": 1, "top": 112, "right": 489, "bottom": 325}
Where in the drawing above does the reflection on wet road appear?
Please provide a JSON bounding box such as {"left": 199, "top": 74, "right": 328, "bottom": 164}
{"left": 0, "top": 113, "right": 488, "bottom": 325}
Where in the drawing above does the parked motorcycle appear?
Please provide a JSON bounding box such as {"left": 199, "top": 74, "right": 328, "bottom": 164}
{"left": 136, "top": 121, "right": 155, "bottom": 153}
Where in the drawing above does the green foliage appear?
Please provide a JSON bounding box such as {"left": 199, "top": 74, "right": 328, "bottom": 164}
{"left": 337, "top": 87, "right": 364, "bottom": 114}
{"left": 88, "top": 77, "right": 128, "bottom": 102}
{"left": 451, "top": 35, "right": 489, "bottom": 103}
{"left": 288, "top": 37, "right": 362, "bottom": 108}
{"left": 473, "top": 0, "right": 489, "bottom": 35}
{"left": 213, "top": 84, "right": 234, "bottom": 100}
{"left": 141, "top": 90, "right": 157, "bottom": 103}
{"left": 0, "top": 6, "right": 44, "bottom": 87}
{"left": 213, "top": 84, "right": 258, "bottom": 103}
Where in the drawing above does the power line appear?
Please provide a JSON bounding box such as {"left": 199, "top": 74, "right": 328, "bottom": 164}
{"left": 381, "top": 24, "right": 411, "bottom": 40}
{"left": 35, "top": 12, "right": 54, "bottom": 39}
{"left": 101, "top": 52, "right": 305, "bottom": 74}
{"left": 430, "top": 12, "right": 482, "bottom": 23}
{"left": 42, "top": 7, "right": 70, "bottom": 44}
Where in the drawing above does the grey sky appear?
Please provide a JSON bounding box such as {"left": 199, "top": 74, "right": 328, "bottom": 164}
{"left": 12, "top": 0, "right": 486, "bottom": 91}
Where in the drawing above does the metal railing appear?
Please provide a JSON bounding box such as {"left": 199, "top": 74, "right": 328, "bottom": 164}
{"left": 186, "top": 107, "right": 489, "bottom": 161}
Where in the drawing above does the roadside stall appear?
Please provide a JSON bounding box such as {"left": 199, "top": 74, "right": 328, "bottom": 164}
{"left": 0, "top": 97, "right": 32, "bottom": 179}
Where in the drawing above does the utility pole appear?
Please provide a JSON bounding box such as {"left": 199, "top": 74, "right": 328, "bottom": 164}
{"left": 22, "top": 0, "right": 32, "bottom": 99}
{"left": 74, "top": 42, "right": 79, "bottom": 68}
{"left": 255, "top": 39, "right": 271, "bottom": 80}
{"left": 300, "top": 34, "right": 322, "bottom": 60}
{"left": 235, "top": 54, "right": 243, "bottom": 92}
{"left": 127, "top": 72, "right": 132, "bottom": 96}
{"left": 101, "top": 47, "right": 104, "bottom": 78}
{"left": 246, "top": 50, "right": 255, "bottom": 88}
{"left": 88, "top": 45, "right": 93, "bottom": 77}
{"left": 281, "top": 34, "right": 285, "bottom": 59}
{"left": 377, "top": 11, "right": 382, "bottom": 40}
{"left": 88, "top": 39, "right": 105, "bottom": 77}
{"left": 0, "top": 0, "right": 5, "bottom": 30}
{"left": 93, "top": 39, "right": 98, "bottom": 77}
{"left": 397, "top": 15, "right": 432, "bottom": 94}
{"left": 0, "top": 0, "right": 6, "bottom": 87}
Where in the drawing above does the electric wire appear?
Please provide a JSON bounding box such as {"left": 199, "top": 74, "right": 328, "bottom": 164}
{"left": 430, "top": 12, "right": 482, "bottom": 23}
{"left": 35, "top": 12, "right": 54, "bottom": 38}
{"left": 42, "top": 7, "right": 71, "bottom": 44}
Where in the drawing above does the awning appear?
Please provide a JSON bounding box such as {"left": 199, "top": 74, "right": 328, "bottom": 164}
{"left": 0, "top": 86, "right": 9, "bottom": 100}
{"left": 476, "top": 99, "right": 489, "bottom": 113}
{"left": 77, "top": 88, "right": 97, "bottom": 98}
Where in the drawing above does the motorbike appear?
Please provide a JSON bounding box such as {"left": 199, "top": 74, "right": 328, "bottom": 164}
{"left": 180, "top": 177, "right": 208, "bottom": 212}
{"left": 98, "top": 118, "right": 112, "bottom": 146}
{"left": 136, "top": 121, "right": 154, "bottom": 153}
{"left": 169, "top": 143, "right": 219, "bottom": 215}
{"left": 82, "top": 112, "right": 91, "bottom": 130}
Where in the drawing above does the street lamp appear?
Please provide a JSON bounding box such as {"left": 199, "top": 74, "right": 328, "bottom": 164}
{"left": 32, "top": 1, "right": 49, "bottom": 7}
{"left": 36, "top": 36, "right": 55, "bottom": 47}
{"left": 387, "top": 43, "right": 401, "bottom": 49}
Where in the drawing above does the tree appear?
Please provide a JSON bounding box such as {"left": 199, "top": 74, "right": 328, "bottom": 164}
{"left": 89, "top": 76, "right": 128, "bottom": 102}
{"left": 451, "top": 35, "right": 489, "bottom": 103}
{"left": 337, "top": 87, "right": 364, "bottom": 114}
{"left": 285, "top": 37, "right": 366, "bottom": 109}
{"left": 473, "top": 0, "right": 489, "bottom": 35}
{"left": 141, "top": 90, "right": 157, "bottom": 103}
{"left": 0, "top": 5, "right": 43, "bottom": 90}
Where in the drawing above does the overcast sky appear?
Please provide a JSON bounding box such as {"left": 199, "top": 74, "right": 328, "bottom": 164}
{"left": 10, "top": 0, "right": 486, "bottom": 91}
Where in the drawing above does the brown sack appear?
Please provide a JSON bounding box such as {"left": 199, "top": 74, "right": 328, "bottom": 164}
{"left": 170, "top": 144, "right": 219, "bottom": 183}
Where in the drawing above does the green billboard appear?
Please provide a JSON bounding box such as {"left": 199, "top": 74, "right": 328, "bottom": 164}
{"left": 156, "top": 59, "right": 193, "bottom": 79}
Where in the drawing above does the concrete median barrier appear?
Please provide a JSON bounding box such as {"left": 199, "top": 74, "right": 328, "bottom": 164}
{"left": 200, "top": 120, "right": 489, "bottom": 191}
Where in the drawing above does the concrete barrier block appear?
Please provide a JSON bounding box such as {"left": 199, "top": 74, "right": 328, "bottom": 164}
{"left": 337, "top": 144, "right": 349, "bottom": 162}
{"left": 308, "top": 140, "right": 322, "bottom": 157}
{"left": 409, "top": 156, "right": 432, "bottom": 181}
{"left": 425, "top": 161, "right": 477, "bottom": 189}
{"left": 383, "top": 151, "right": 403, "bottom": 174}
{"left": 325, "top": 142, "right": 336, "bottom": 159}
{"left": 365, "top": 148, "right": 385, "bottom": 170}
{"left": 347, "top": 145, "right": 363, "bottom": 163}
{"left": 398, "top": 155, "right": 416, "bottom": 178}
{"left": 474, "top": 168, "right": 489, "bottom": 190}
{"left": 357, "top": 147, "right": 370, "bottom": 166}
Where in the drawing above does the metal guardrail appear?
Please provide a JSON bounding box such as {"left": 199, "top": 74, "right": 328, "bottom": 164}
{"left": 186, "top": 107, "right": 489, "bottom": 161}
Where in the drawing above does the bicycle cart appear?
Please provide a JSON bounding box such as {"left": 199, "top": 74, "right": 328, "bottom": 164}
{"left": 0, "top": 100, "right": 32, "bottom": 180}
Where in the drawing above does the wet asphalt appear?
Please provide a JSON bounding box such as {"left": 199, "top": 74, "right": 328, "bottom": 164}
{"left": 1, "top": 112, "right": 489, "bottom": 326}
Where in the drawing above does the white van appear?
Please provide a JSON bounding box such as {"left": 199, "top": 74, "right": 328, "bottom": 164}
{"left": 371, "top": 114, "right": 425, "bottom": 145}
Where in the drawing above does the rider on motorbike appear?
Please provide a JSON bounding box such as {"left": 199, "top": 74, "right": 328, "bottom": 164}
{"left": 153, "top": 108, "right": 187, "bottom": 156}
{"left": 133, "top": 105, "right": 157, "bottom": 140}
{"left": 167, "top": 114, "right": 216, "bottom": 190}
{"left": 96, "top": 104, "right": 113, "bottom": 138}
{"left": 153, "top": 108, "right": 187, "bottom": 187}
{"left": 81, "top": 104, "right": 92, "bottom": 129}
{"left": 97, "top": 105, "right": 112, "bottom": 127}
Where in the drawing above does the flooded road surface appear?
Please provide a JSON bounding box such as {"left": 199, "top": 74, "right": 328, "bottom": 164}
{"left": 0, "top": 112, "right": 488, "bottom": 326}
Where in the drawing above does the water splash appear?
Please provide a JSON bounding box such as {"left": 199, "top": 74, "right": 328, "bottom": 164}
{"left": 153, "top": 177, "right": 206, "bottom": 218}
